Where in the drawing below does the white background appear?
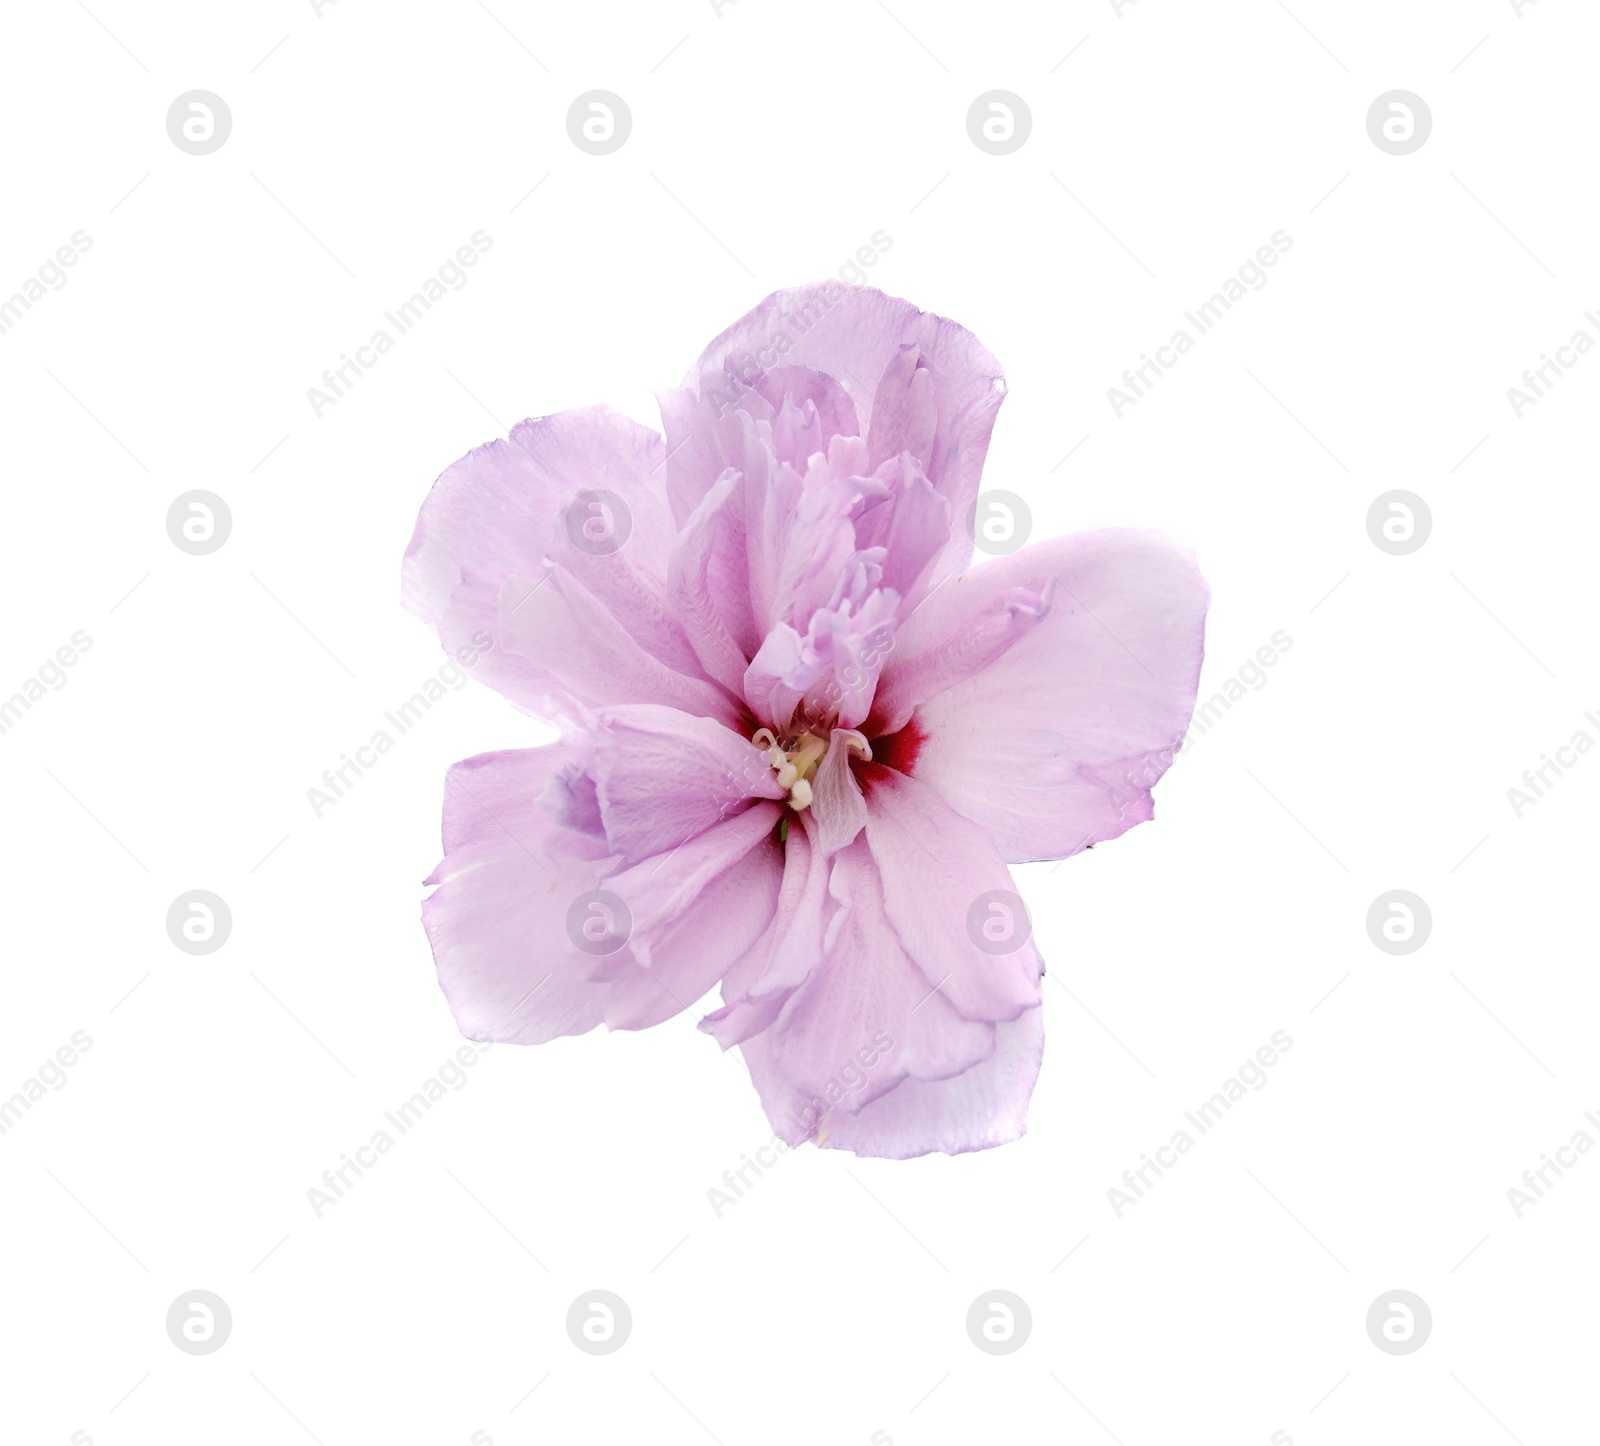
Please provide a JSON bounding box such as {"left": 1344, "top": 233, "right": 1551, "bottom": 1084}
{"left": 2, "top": 1, "right": 1595, "bottom": 1442}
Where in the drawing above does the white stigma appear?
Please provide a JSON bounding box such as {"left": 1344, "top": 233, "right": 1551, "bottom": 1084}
{"left": 751, "top": 727, "right": 870, "bottom": 811}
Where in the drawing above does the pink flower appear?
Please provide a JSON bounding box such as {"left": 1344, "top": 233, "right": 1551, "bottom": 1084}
{"left": 402, "top": 282, "right": 1208, "bottom": 1159}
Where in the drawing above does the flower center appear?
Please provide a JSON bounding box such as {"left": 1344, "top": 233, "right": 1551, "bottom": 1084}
{"left": 752, "top": 727, "right": 870, "bottom": 810}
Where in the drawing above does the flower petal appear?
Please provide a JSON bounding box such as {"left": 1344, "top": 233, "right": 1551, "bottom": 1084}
{"left": 683, "top": 284, "right": 1004, "bottom": 583}
{"left": 605, "top": 801, "right": 784, "bottom": 973}
{"left": 508, "top": 409, "right": 679, "bottom": 579}
{"left": 588, "top": 703, "right": 783, "bottom": 864}
{"left": 699, "top": 810, "right": 832, "bottom": 1047}
{"left": 600, "top": 823, "right": 784, "bottom": 1030}
{"left": 852, "top": 451, "right": 952, "bottom": 612}
{"left": 655, "top": 376, "right": 775, "bottom": 531}
{"left": 886, "top": 530, "right": 1209, "bottom": 863}
{"left": 858, "top": 766, "right": 1044, "bottom": 1023}
{"left": 422, "top": 746, "right": 619, "bottom": 1045}
{"left": 402, "top": 405, "right": 706, "bottom": 718}
{"left": 790, "top": 1006, "right": 1044, "bottom": 1159}
{"left": 868, "top": 575, "right": 1052, "bottom": 736}
{"left": 809, "top": 729, "right": 867, "bottom": 855}
{"left": 744, "top": 585, "right": 899, "bottom": 734}
{"left": 754, "top": 836, "right": 995, "bottom": 1124}
{"left": 668, "top": 469, "right": 764, "bottom": 695}
{"left": 499, "top": 568, "right": 740, "bottom": 726}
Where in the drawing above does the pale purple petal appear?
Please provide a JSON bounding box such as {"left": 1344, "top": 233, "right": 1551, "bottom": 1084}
{"left": 852, "top": 451, "right": 952, "bottom": 610}
{"left": 751, "top": 365, "right": 860, "bottom": 455}
{"left": 887, "top": 530, "right": 1209, "bottom": 863}
{"left": 864, "top": 344, "right": 938, "bottom": 475}
{"left": 498, "top": 568, "right": 740, "bottom": 726}
{"left": 762, "top": 441, "right": 880, "bottom": 635}
{"left": 744, "top": 587, "right": 899, "bottom": 734}
{"left": 683, "top": 283, "right": 1005, "bottom": 585}
{"left": 422, "top": 746, "right": 618, "bottom": 1044}
{"left": 859, "top": 766, "right": 1044, "bottom": 1023}
{"left": 403, "top": 405, "right": 704, "bottom": 718}
{"left": 667, "top": 469, "right": 763, "bottom": 695}
{"left": 809, "top": 729, "right": 868, "bottom": 855}
{"left": 699, "top": 810, "right": 831, "bottom": 1047}
{"left": 748, "top": 836, "right": 995, "bottom": 1128}
{"left": 601, "top": 832, "right": 783, "bottom": 1030}
{"left": 539, "top": 760, "right": 605, "bottom": 840}
{"left": 869, "top": 576, "right": 1053, "bottom": 736}
{"left": 605, "top": 802, "right": 783, "bottom": 972}
{"left": 786, "top": 1006, "right": 1044, "bottom": 1159}
{"left": 588, "top": 703, "right": 783, "bottom": 864}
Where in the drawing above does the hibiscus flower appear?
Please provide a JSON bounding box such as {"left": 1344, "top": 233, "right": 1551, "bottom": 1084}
{"left": 402, "top": 282, "right": 1207, "bottom": 1159}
